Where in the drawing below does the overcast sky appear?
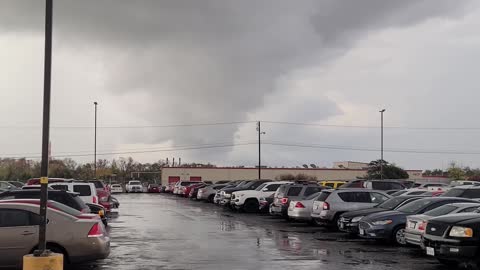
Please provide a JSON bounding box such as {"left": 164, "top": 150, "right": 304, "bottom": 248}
{"left": 1, "top": 0, "right": 480, "bottom": 170}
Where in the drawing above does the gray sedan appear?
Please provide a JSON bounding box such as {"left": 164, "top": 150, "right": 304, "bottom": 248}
{"left": 287, "top": 192, "right": 320, "bottom": 222}
{"left": 197, "top": 184, "right": 228, "bottom": 202}
{"left": 0, "top": 199, "right": 110, "bottom": 268}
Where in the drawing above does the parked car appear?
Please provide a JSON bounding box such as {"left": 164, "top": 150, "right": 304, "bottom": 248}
{"left": 0, "top": 181, "right": 19, "bottom": 191}
{"left": 110, "top": 184, "right": 123, "bottom": 193}
{"left": 147, "top": 183, "right": 161, "bottom": 193}
{"left": 287, "top": 192, "right": 322, "bottom": 222}
{"left": 359, "top": 197, "right": 476, "bottom": 245}
{"left": 126, "top": 180, "right": 144, "bottom": 193}
{"left": 214, "top": 181, "right": 248, "bottom": 204}
{"left": 391, "top": 189, "right": 435, "bottom": 197}
{"left": 339, "top": 195, "right": 426, "bottom": 234}
{"left": 311, "top": 189, "right": 391, "bottom": 228}
{"left": 319, "top": 181, "right": 346, "bottom": 189}
{"left": 49, "top": 182, "right": 99, "bottom": 205}
{"left": 183, "top": 183, "right": 206, "bottom": 198}
{"left": 6, "top": 181, "right": 24, "bottom": 188}
{"left": 341, "top": 180, "right": 406, "bottom": 191}
{"left": 405, "top": 202, "right": 480, "bottom": 248}
{"left": 215, "top": 180, "right": 232, "bottom": 184}
{"left": 219, "top": 180, "right": 272, "bottom": 206}
{"left": 423, "top": 213, "right": 480, "bottom": 267}
{"left": 86, "top": 180, "right": 112, "bottom": 212}
{"left": 449, "top": 180, "right": 477, "bottom": 187}
{"left": 189, "top": 184, "right": 208, "bottom": 199}
{"left": 231, "top": 181, "right": 292, "bottom": 212}
{"left": 442, "top": 185, "right": 480, "bottom": 199}
{"left": 197, "top": 184, "right": 229, "bottom": 202}
{"left": 0, "top": 199, "right": 110, "bottom": 268}
{"left": 412, "top": 182, "right": 449, "bottom": 189}
{"left": 259, "top": 193, "right": 275, "bottom": 213}
{"left": 173, "top": 181, "right": 199, "bottom": 195}
{"left": 270, "top": 183, "right": 328, "bottom": 217}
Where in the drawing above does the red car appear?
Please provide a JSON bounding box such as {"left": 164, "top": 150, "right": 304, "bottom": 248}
{"left": 88, "top": 180, "right": 113, "bottom": 212}
{"left": 148, "top": 184, "right": 161, "bottom": 193}
{"left": 183, "top": 183, "right": 205, "bottom": 198}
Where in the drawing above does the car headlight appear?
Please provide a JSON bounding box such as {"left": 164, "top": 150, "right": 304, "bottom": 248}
{"left": 449, "top": 226, "right": 473, "bottom": 238}
{"left": 224, "top": 194, "right": 231, "bottom": 198}
{"left": 220, "top": 191, "right": 225, "bottom": 195}
{"left": 351, "top": 216, "right": 364, "bottom": 223}
{"left": 372, "top": 220, "right": 393, "bottom": 225}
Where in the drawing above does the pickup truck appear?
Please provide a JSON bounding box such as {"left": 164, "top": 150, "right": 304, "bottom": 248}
{"left": 231, "top": 181, "right": 291, "bottom": 213}
{"left": 126, "top": 180, "right": 143, "bottom": 193}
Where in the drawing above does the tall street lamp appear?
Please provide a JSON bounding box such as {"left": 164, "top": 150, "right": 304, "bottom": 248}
{"left": 94, "top": 101, "right": 98, "bottom": 179}
{"left": 379, "top": 109, "right": 386, "bottom": 180}
{"left": 257, "top": 121, "right": 266, "bottom": 180}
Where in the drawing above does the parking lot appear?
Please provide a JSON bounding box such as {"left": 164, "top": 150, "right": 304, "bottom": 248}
{"left": 70, "top": 194, "right": 445, "bottom": 270}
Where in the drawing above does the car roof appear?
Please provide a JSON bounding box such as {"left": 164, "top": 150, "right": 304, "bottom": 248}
{"left": 446, "top": 202, "right": 480, "bottom": 207}
{"left": 331, "top": 188, "right": 385, "bottom": 192}
{"left": 450, "top": 185, "right": 480, "bottom": 189}
{"left": 416, "top": 197, "right": 475, "bottom": 202}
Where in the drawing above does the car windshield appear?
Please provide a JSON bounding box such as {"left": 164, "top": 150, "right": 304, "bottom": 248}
{"left": 130, "top": 181, "right": 141, "bottom": 185}
{"left": 423, "top": 205, "right": 458, "bottom": 217}
{"left": 149, "top": 184, "right": 159, "bottom": 187}
{"left": 90, "top": 181, "right": 105, "bottom": 188}
{"left": 305, "top": 192, "right": 320, "bottom": 200}
{"left": 378, "top": 197, "right": 410, "bottom": 210}
{"left": 9, "top": 182, "right": 24, "bottom": 188}
{"left": 397, "top": 199, "right": 434, "bottom": 214}
{"left": 391, "top": 190, "right": 407, "bottom": 196}
{"left": 442, "top": 188, "right": 466, "bottom": 197}
{"left": 255, "top": 183, "right": 268, "bottom": 191}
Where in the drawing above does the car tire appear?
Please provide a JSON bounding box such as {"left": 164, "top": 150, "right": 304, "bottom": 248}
{"left": 208, "top": 194, "right": 215, "bottom": 203}
{"left": 437, "top": 258, "right": 458, "bottom": 267}
{"left": 313, "top": 218, "right": 323, "bottom": 226}
{"left": 46, "top": 244, "right": 69, "bottom": 265}
{"left": 392, "top": 226, "right": 407, "bottom": 246}
{"left": 244, "top": 199, "right": 259, "bottom": 213}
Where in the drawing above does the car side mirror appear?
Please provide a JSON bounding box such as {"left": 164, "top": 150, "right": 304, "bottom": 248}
{"left": 262, "top": 188, "right": 268, "bottom": 192}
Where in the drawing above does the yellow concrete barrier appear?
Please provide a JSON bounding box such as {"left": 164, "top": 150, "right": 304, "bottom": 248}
{"left": 23, "top": 253, "right": 63, "bottom": 270}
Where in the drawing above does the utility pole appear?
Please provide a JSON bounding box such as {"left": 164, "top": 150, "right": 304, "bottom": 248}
{"left": 380, "top": 109, "right": 386, "bottom": 180}
{"left": 94, "top": 101, "right": 98, "bottom": 179}
{"left": 36, "top": 0, "right": 53, "bottom": 256}
{"left": 257, "top": 121, "right": 265, "bottom": 180}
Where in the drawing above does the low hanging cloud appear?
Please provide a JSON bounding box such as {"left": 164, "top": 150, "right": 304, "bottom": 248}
{"left": 0, "top": 0, "right": 473, "bottom": 165}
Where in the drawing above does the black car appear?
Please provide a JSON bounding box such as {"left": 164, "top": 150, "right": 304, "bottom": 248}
{"left": 423, "top": 213, "right": 480, "bottom": 267}
{"left": 0, "top": 189, "right": 108, "bottom": 225}
{"left": 359, "top": 197, "right": 475, "bottom": 245}
{"left": 219, "top": 180, "right": 272, "bottom": 206}
{"left": 270, "top": 183, "right": 328, "bottom": 217}
{"left": 339, "top": 195, "right": 426, "bottom": 234}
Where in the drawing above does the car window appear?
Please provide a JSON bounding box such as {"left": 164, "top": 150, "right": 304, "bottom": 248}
{"left": 276, "top": 185, "right": 288, "bottom": 197}
{"left": 73, "top": 185, "right": 92, "bottom": 196}
{"left": 90, "top": 181, "right": 105, "bottom": 189}
{"left": 304, "top": 187, "right": 323, "bottom": 196}
{"left": 325, "top": 183, "right": 335, "bottom": 188}
{"left": 0, "top": 209, "right": 31, "bottom": 227}
{"left": 407, "top": 191, "right": 426, "bottom": 195}
{"left": 392, "top": 190, "right": 407, "bottom": 196}
{"left": 316, "top": 191, "right": 331, "bottom": 201}
{"left": 341, "top": 181, "right": 363, "bottom": 188}
{"left": 463, "top": 189, "right": 480, "bottom": 198}
{"left": 256, "top": 183, "right": 268, "bottom": 191}
{"left": 370, "top": 193, "right": 389, "bottom": 203}
{"left": 460, "top": 207, "right": 480, "bottom": 213}
{"left": 213, "top": 185, "right": 227, "bottom": 190}
{"left": 398, "top": 199, "right": 433, "bottom": 214}
{"left": 378, "top": 197, "right": 409, "bottom": 210}
{"left": 372, "top": 182, "right": 388, "bottom": 190}
{"left": 305, "top": 192, "right": 320, "bottom": 200}
{"left": 338, "top": 192, "right": 371, "bottom": 203}
{"left": 286, "top": 187, "right": 303, "bottom": 196}
{"left": 265, "top": 184, "right": 281, "bottom": 192}
{"left": 423, "top": 205, "right": 458, "bottom": 216}
{"left": 51, "top": 184, "right": 69, "bottom": 191}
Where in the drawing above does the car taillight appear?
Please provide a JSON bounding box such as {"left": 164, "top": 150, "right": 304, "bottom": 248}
{"left": 295, "top": 202, "right": 305, "bottom": 208}
{"left": 93, "top": 196, "right": 97, "bottom": 204}
{"left": 87, "top": 222, "right": 104, "bottom": 238}
{"left": 323, "top": 202, "right": 330, "bottom": 210}
{"left": 418, "top": 221, "right": 427, "bottom": 231}
{"left": 281, "top": 198, "right": 289, "bottom": 204}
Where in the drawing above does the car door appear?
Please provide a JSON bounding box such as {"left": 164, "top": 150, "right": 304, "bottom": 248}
{"left": 0, "top": 209, "right": 40, "bottom": 266}
{"left": 261, "top": 183, "right": 282, "bottom": 197}
{"left": 73, "top": 184, "right": 94, "bottom": 204}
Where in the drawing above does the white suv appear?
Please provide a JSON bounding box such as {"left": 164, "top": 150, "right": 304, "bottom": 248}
{"left": 49, "top": 182, "right": 99, "bottom": 205}
{"left": 231, "top": 181, "right": 292, "bottom": 213}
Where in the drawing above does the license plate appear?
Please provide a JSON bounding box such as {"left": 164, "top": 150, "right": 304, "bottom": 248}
{"left": 426, "top": 247, "right": 435, "bottom": 256}
{"left": 359, "top": 228, "right": 365, "bottom": 235}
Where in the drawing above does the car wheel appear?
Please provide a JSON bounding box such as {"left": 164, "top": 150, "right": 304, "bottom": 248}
{"left": 393, "top": 226, "right": 407, "bottom": 246}
{"left": 313, "top": 218, "right": 323, "bottom": 226}
{"left": 46, "top": 244, "right": 69, "bottom": 265}
{"left": 244, "top": 199, "right": 259, "bottom": 213}
{"left": 437, "top": 258, "right": 458, "bottom": 267}
{"left": 208, "top": 194, "right": 215, "bottom": 203}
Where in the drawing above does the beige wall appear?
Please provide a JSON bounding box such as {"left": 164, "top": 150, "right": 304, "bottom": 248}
{"left": 161, "top": 167, "right": 424, "bottom": 185}
{"left": 333, "top": 161, "right": 369, "bottom": 170}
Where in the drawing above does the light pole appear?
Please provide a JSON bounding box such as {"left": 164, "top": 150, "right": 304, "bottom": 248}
{"left": 379, "top": 109, "right": 386, "bottom": 180}
{"left": 36, "top": 0, "right": 53, "bottom": 256}
{"left": 94, "top": 101, "right": 98, "bottom": 179}
{"left": 257, "top": 121, "right": 266, "bottom": 180}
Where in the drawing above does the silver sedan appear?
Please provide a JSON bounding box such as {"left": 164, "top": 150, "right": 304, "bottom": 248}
{"left": 287, "top": 192, "right": 321, "bottom": 222}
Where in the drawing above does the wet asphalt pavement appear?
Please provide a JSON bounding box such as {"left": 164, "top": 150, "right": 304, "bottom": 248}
{"left": 70, "top": 194, "right": 448, "bottom": 270}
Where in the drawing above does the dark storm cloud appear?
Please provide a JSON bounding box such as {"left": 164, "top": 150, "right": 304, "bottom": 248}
{"left": 0, "top": 0, "right": 471, "bottom": 162}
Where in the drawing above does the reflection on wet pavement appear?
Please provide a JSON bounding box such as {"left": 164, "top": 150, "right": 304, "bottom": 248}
{"left": 68, "top": 194, "right": 444, "bottom": 270}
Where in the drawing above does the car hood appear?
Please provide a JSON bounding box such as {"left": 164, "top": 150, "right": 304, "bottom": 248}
{"left": 341, "top": 208, "right": 385, "bottom": 219}
{"left": 429, "top": 213, "right": 480, "bottom": 225}
{"left": 222, "top": 187, "right": 250, "bottom": 194}
{"left": 363, "top": 210, "right": 406, "bottom": 222}
{"left": 233, "top": 190, "right": 260, "bottom": 197}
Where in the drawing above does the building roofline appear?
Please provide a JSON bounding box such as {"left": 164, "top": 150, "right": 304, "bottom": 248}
{"left": 162, "top": 167, "right": 422, "bottom": 172}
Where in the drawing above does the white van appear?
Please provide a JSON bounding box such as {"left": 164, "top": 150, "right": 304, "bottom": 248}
{"left": 49, "top": 182, "right": 99, "bottom": 204}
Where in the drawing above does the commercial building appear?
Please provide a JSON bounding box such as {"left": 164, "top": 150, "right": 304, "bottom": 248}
{"left": 160, "top": 167, "right": 424, "bottom": 186}
{"left": 333, "top": 161, "right": 369, "bottom": 170}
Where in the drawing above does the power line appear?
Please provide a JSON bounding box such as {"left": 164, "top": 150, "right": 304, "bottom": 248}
{"left": 263, "top": 121, "right": 480, "bottom": 130}
{"left": 0, "top": 121, "right": 256, "bottom": 129}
